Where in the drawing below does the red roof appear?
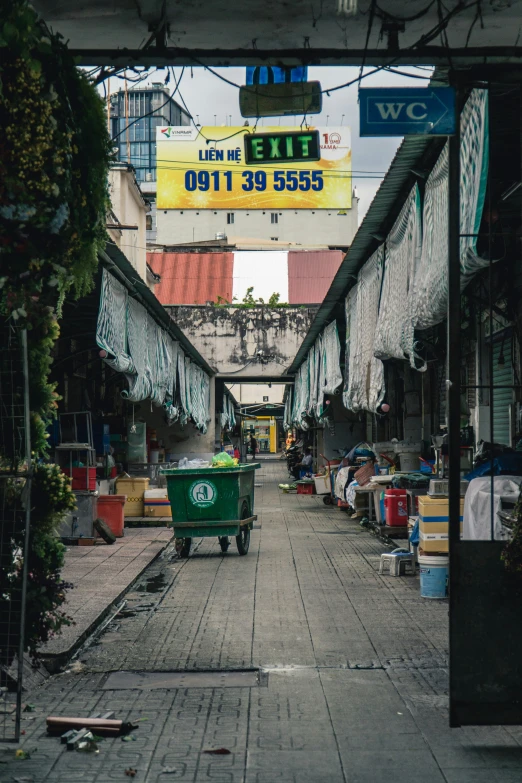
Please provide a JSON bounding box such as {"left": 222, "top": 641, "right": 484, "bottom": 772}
{"left": 287, "top": 250, "right": 344, "bottom": 304}
{"left": 147, "top": 252, "right": 234, "bottom": 304}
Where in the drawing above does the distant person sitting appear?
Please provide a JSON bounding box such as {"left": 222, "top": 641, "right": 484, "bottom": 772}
{"left": 250, "top": 435, "right": 257, "bottom": 461}
{"left": 291, "top": 447, "right": 313, "bottom": 479}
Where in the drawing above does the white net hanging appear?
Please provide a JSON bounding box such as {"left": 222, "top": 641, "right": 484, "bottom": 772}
{"left": 183, "top": 360, "right": 211, "bottom": 434}
{"left": 321, "top": 321, "right": 343, "bottom": 395}
{"left": 342, "top": 286, "right": 358, "bottom": 412}
{"left": 343, "top": 247, "right": 385, "bottom": 413}
{"left": 374, "top": 184, "right": 422, "bottom": 363}
{"left": 96, "top": 269, "right": 134, "bottom": 374}
{"left": 184, "top": 357, "right": 193, "bottom": 423}
{"left": 221, "top": 393, "right": 229, "bottom": 429}
{"left": 164, "top": 339, "right": 179, "bottom": 421}
{"left": 228, "top": 395, "right": 236, "bottom": 429}
{"left": 283, "top": 390, "right": 293, "bottom": 431}
{"left": 177, "top": 349, "right": 189, "bottom": 426}
{"left": 407, "top": 89, "right": 489, "bottom": 358}
{"left": 306, "top": 335, "right": 321, "bottom": 419}
{"left": 291, "top": 360, "right": 310, "bottom": 430}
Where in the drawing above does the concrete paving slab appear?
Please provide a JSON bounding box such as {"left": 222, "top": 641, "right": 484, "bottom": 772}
{"left": 38, "top": 528, "right": 173, "bottom": 668}
{"left": 2, "top": 461, "right": 522, "bottom": 783}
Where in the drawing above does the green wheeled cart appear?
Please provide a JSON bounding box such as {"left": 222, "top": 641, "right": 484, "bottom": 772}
{"left": 162, "top": 463, "right": 260, "bottom": 557}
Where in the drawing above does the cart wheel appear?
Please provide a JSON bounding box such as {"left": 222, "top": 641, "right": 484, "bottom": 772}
{"left": 219, "top": 536, "right": 230, "bottom": 553}
{"left": 323, "top": 496, "right": 334, "bottom": 506}
{"left": 176, "top": 537, "right": 192, "bottom": 558}
{"left": 236, "top": 504, "right": 250, "bottom": 556}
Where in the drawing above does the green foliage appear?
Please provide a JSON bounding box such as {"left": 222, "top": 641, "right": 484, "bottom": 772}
{"left": 0, "top": 1, "right": 112, "bottom": 659}
{"left": 1, "top": 467, "right": 75, "bottom": 660}
{"left": 214, "top": 288, "right": 288, "bottom": 309}
{"left": 0, "top": 2, "right": 113, "bottom": 316}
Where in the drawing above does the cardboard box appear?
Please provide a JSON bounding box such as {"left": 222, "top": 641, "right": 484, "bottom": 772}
{"left": 418, "top": 496, "right": 464, "bottom": 553}
{"left": 418, "top": 495, "right": 464, "bottom": 520}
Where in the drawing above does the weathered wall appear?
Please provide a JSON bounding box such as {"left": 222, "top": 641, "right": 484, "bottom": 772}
{"left": 228, "top": 383, "right": 285, "bottom": 405}
{"left": 108, "top": 166, "right": 149, "bottom": 283}
{"left": 168, "top": 305, "right": 317, "bottom": 377}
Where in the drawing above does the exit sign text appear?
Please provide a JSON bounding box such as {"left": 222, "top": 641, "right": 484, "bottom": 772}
{"left": 244, "top": 130, "right": 320, "bottom": 165}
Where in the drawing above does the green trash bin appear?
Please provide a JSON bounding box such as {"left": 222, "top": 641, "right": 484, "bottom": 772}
{"left": 162, "top": 463, "right": 260, "bottom": 557}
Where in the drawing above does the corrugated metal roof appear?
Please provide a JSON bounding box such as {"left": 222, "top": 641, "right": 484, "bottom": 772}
{"left": 148, "top": 251, "right": 234, "bottom": 304}
{"left": 286, "top": 134, "right": 446, "bottom": 374}
{"left": 288, "top": 250, "right": 344, "bottom": 304}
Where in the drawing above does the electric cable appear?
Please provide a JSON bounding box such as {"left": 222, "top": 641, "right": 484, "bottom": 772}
{"left": 111, "top": 67, "right": 185, "bottom": 141}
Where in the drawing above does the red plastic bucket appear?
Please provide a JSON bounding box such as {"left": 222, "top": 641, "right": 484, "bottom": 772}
{"left": 97, "top": 495, "right": 126, "bottom": 538}
{"left": 384, "top": 488, "right": 408, "bottom": 526}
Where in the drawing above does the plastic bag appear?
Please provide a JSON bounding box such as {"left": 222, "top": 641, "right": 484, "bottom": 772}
{"left": 178, "top": 458, "right": 209, "bottom": 469}
{"left": 212, "top": 452, "right": 236, "bottom": 468}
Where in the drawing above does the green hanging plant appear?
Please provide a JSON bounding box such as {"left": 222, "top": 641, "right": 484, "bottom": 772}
{"left": 0, "top": 0, "right": 113, "bottom": 663}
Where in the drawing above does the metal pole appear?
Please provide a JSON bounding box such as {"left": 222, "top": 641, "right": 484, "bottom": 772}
{"left": 448, "top": 78, "right": 461, "bottom": 729}
{"left": 107, "top": 76, "right": 111, "bottom": 133}
{"left": 125, "top": 73, "right": 130, "bottom": 163}
{"left": 15, "top": 329, "right": 32, "bottom": 741}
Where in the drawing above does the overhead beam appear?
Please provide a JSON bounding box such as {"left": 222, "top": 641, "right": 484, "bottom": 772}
{"left": 73, "top": 46, "right": 522, "bottom": 68}
{"left": 218, "top": 375, "right": 294, "bottom": 383}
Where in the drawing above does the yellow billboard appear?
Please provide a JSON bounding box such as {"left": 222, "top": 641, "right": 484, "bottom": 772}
{"left": 156, "top": 125, "right": 351, "bottom": 210}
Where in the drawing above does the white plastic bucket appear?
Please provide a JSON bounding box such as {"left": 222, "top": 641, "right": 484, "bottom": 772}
{"left": 418, "top": 554, "right": 449, "bottom": 599}
{"left": 398, "top": 452, "right": 421, "bottom": 472}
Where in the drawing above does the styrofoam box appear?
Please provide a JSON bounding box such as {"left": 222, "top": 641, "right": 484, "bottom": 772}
{"left": 314, "top": 474, "right": 331, "bottom": 495}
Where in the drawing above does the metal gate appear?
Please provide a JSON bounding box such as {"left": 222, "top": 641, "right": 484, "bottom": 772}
{"left": 0, "top": 325, "right": 32, "bottom": 742}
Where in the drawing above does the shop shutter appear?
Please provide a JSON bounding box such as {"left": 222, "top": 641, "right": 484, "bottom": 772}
{"left": 492, "top": 332, "right": 513, "bottom": 446}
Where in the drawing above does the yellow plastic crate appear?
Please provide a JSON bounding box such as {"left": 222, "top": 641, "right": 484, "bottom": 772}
{"left": 115, "top": 477, "right": 150, "bottom": 517}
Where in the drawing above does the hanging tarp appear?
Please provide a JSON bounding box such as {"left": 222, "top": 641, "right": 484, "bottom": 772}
{"left": 125, "top": 297, "right": 153, "bottom": 402}
{"left": 320, "top": 321, "right": 343, "bottom": 395}
{"left": 374, "top": 184, "right": 422, "bottom": 363}
{"left": 343, "top": 247, "right": 385, "bottom": 413}
{"left": 408, "top": 89, "right": 489, "bottom": 353}
{"left": 96, "top": 268, "right": 210, "bottom": 429}
{"left": 96, "top": 268, "right": 134, "bottom": 374}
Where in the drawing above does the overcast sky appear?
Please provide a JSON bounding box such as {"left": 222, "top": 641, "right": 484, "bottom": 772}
{"left": 104, "top": 65, "right": 431, "bottom": 220}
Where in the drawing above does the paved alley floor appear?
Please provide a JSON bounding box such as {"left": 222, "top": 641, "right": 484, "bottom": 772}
{"left": 2, "top": 461, "right": 522, "bottom": 782}
{"left": 39, "top": 528, "right": 173, "bottom": 668}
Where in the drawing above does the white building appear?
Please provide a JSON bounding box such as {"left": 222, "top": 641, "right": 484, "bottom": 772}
{"left": 155, "top": 203, "right": 358, "bottom": 247}
{"left": 107, "top": 163, "right": 157, "bottom": 291}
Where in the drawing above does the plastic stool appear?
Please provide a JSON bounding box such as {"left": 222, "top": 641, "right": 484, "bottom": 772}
{"left": 379, "top": 548, "right": 416, "bottom": 577}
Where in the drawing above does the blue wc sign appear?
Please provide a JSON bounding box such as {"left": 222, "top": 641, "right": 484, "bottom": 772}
{"left": 359, "top": 87, "right": 456, "bottom": 136}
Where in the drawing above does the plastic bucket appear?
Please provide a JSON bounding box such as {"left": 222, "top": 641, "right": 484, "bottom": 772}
{"left": 97, "top": 495, "right": 126, "bottom": 537}
{"left": 398, "top": 452, "right": 421, "bottom": 472}
{"left": 418, "top": 554, "right": 449, "bottom": 599}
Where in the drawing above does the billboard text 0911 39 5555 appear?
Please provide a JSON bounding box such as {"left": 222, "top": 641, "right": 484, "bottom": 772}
{"left": 156, "top": 125, "right": 352, "bottom": 211}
